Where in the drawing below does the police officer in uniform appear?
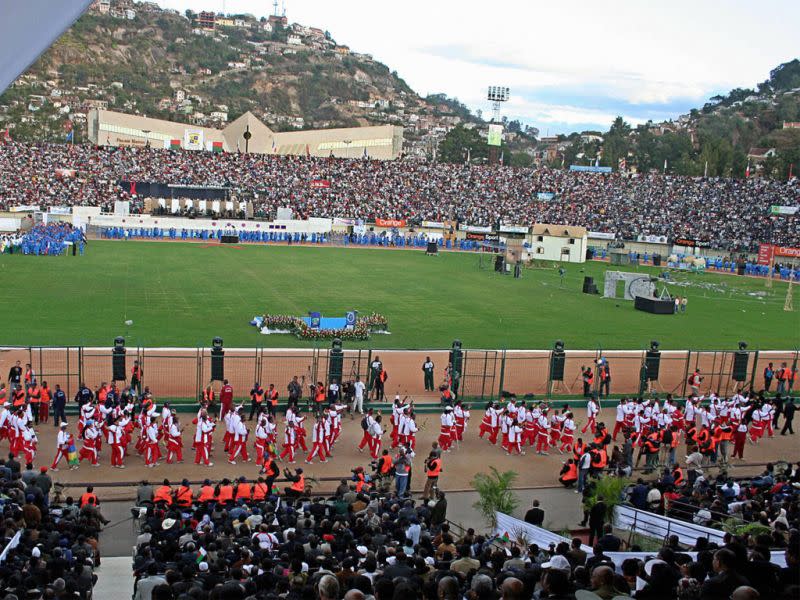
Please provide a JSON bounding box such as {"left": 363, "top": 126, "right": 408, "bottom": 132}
{"left": 422, "top": 357, "right": 435, "bottom": 391}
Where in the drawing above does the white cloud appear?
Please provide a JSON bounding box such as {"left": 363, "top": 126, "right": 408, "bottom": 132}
{"left": 158, "top": 0, "right": 799, "bottom": 131}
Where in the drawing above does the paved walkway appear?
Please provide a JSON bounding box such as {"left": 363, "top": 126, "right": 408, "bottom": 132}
{"left": 94, "top": 556, "right": 135, "bottom": 600}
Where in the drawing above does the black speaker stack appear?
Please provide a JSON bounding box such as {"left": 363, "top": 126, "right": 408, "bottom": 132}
{"left": 582, "top": 276, "right": 598, "bottom": 294}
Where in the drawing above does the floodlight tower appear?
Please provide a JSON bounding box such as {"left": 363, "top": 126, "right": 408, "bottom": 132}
{"left": 487, "top": 85, "right": 510, "bottom": 123}
{"left": 486, "top": 86, "right": 510, "bottom": 165}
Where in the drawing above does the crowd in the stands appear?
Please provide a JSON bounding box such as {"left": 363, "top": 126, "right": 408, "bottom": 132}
{"left": 127, "top": 468, "right": 799, "bottom": 600}
{"left": 1, "top": 142, "right": 798, "bottom": 251}
{"left": 0, "top": 457, "right": 102, "bottom": 599}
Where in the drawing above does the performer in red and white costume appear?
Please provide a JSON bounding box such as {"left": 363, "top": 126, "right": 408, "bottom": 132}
{"left": 50, "top": 422, "right": 72, "bottom": 471}
{"left": 78, "top": 420, "right": 100, "bottom": 466}
{"left": 369, "top": 414, "right": 384, "bottom": 459}
{"left": 438, "top": 406, "right": 455, "bottom": 452}
{"left": 107, "top": 416, "right": 125, "bottom": 468}
{"left": 358, "top": 410, "right": 376, "bottom": 453}
{"left": 165, "top": 415, "right": 184, "bottom": 464}
{"left": 582, "top": 396, "right": 599, "bottom": 434}
{"left": 478, "top": 402, "right": 500, "bottom": 445}
{"left": 305, "top": 414, "right": 328, "bottom": 464}
{"left": 560, "top": 412, "right": 576, "bottom": 453}
{"left": 193, "top": 411, "right": 215, "bottom": 466}
{"left": 398, "top": 408, "right": 418, "bottom": 450}
{"left": 536, "top": 410, "right": 551, "bottom": 455}
{"left": 144, "top": 419, "right": 161, "bottom": 467}
{"left": 454, "top": 401, "right": 470, "bottom": 441}
{"left": 506, "top": 419, "right": 524, "bottom": 455}
{"left": 21, "top": 423, "right": 37, "bottom": 464}
{"left": 279, "top": 422, "right": 297, "bottom": 463}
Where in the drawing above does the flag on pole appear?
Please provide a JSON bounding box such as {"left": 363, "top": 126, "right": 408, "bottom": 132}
{"left": 704, "top": 161, "right": 708, "bottom": 178}
{"left": 195, "top": 547, "right": 207, "bottom": 565}
{"left": 663, "top": 159, "right": 668, "bottom": 173}
{"left": 618, "top": 158, "right": 626, "bottom": 172}
{"left": 271, "top": 138, "right": 276, "bottom": 153}
{"left": 745, "top": 160, "right": 751, "bottom": 178}
{"left": 595, "top": 156, "right": 600, "bottom": 167}
{"left": 499, "top": 150, "right": 504, "bottom": 164}
{"left": 363, "top": 147, "right": 368, "bottom": 159}
{"left": 305, "top": 144, "right": 310, "bottom": 158}
{"left": 466, "top": 147, "right": 471, "bottom": 164}
{"left": 65, "top": 130, "right": 73, "bottom": 143}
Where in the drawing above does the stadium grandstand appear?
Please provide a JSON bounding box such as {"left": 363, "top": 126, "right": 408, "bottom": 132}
{"left": 0, "top": 141, "right": 797, "bottom": 252}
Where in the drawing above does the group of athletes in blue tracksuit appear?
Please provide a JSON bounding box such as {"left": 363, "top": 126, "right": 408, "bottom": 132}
{"left": 17, "top": 223, "right": 86, "bottom": 256}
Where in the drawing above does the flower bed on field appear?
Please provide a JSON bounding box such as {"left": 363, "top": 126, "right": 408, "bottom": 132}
{"left": 262, "top": 313, "right": 389, "bottom": 340}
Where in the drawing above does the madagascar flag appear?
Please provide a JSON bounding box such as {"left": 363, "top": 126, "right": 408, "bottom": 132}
{"left": 170, "top": 139, "right": 181, "bottom": 150}
{"left": 212, "top": 141, "right": 223, "bottom": 153}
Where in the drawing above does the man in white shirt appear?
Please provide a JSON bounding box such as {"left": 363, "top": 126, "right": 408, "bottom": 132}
{"left": 352, "top": 376, "right": 366, "bottom": 415}
{"left": 50, "top": 422, "right": 71, "bottom": 471}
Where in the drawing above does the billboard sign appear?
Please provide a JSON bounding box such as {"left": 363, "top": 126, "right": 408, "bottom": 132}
{"left": 487, "top": 124, "right": 503, "bottom": 147}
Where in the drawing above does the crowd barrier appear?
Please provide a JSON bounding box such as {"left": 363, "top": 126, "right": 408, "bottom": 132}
{"left": 494, "top": 510, "right": 787, "bottom": 568}
{"left": 2, "top": 346, "right": 796, "bottom": 407}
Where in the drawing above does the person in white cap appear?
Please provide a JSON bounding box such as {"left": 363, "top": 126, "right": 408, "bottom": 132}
{"left": 50, "top": 422, "right": 71, "bottom": 471}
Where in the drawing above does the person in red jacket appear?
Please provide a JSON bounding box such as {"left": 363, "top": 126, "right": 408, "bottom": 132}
{"left": 219, "top": 379, "right": 234, "bottom": 420}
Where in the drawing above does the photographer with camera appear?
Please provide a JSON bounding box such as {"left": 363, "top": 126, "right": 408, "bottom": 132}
{"left": 372, "top": 448, "right": 394, "bottom": 493}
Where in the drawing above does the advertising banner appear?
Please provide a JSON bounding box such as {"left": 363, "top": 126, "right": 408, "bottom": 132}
{"left": 770, "top": 205, "right": 798, "bottom": 216}
{"left": 774, "top": 245, "right": 800, "bottom": 259}
{"left": 757, "top": 244, "right": 774, "bottom": 265}
{"left": 569, "top": 165, "right": 612, "bottom": 173}
{"left": 421, "top": 220, "right": 445, "bottom": 229}
{"left": 637, "top": 234, "right": 669, "bottom": 244}
{"left": 310, "top": 179, "right": 331, "bottom": 189}
{"left": 673, "top": 237, "right": 711, "bottom": 248}
{"left": 589, "top": 231, "right": 616, "bottom": 240}
{"left": 536, "top": 192, "right": 556, "bottom": 201}
{"left": 487, "top": 124, "right": 503, "bottom": 147}
{"left": 333, "top": 217, "right": 356, "bottom": 226}
{"left": 375, "top": 218, "right": 407, "bottom": 228}
{"left": 466, "top": 232, "right": 486, "bottom": 241}
{"left": 499, "top": 224, "right": 529, "bottom": 234}
{"left": 184, "top": 129, "right": 204, "bottom": 151}
{"left": 459, "top": 224, "right": 493, "bottom": 233}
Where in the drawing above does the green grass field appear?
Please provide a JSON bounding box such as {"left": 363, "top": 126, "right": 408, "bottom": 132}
{"left": 0, "top": 241, "right": 796, "bottom": 349}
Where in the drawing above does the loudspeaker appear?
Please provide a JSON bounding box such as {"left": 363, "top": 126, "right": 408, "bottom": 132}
{"left": 211, "top": 337, "right": 224, "bottom": 381}
{"left": 652, "top": 254, "right": 661, "bottom": 266}
{"left": 732, "top": 351, "right": 749, "bottom": 382}
{"left": 112, "top": 336, "right": 126, "bottom": 381}
{"left": 550, "top": 350, "right": 565, "bottom": 381}
{"left": 112, "top": 351, "right": 126, "bottom": 381}
{"left": 328, "top": 338, "right": 344, "bottom": 383}
{"left": 494, "top": 255, "right": 504, "bottom": 272}
{"left": 582, "top": 276, "right": 594, "bottom": 293}
{"left": 586, "top": 248, "right": 595, "bottom": 260}
{"left": 645, "top": 349, "right": 661, "bottom": 381}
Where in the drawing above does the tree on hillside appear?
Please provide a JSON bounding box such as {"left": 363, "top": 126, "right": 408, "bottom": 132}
{"left": 601, "top": 116, "right": 631, "bottom": 168}
{"left": 437, "top": 124, "right": 487, "bottom": 163}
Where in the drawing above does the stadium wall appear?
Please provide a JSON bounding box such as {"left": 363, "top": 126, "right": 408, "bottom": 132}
{"left": 4, "top": 346, "right": 796, "bottom": 409}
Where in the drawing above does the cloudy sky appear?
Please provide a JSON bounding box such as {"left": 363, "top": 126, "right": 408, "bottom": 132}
{"left": 158, "top": 0, "right": 799, "bottom": 134}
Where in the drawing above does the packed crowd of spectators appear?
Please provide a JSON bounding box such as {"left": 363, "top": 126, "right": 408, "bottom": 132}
{"left": 0, "top": 458, "right": 101, "bottom": 599}
{"left": 1, "top": 143, "right": 797, "bottom": 252}
{"left": 623, "top": 461, "right": 800, "bottom": 545}
{"left": 129, "top": 471, "right": 799, "bottom": 600}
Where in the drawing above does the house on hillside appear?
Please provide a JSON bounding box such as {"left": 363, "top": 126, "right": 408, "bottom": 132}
{"left": 747, "top": 147, "right": 777, "bottom": 162}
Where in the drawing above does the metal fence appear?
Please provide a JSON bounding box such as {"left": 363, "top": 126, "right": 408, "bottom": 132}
{"left": 2, "top": 346, "right": 797, "bottom": 403}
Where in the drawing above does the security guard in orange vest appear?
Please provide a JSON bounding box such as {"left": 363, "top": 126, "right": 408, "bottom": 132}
{"left": 643, "top": 429, "right": 660, "bottom": 474}
{"left": 352, "top": 466, "right": 367, "bottom": 493}
{"left": 284, "top": 467, "right": 305, "bottom": 497}
{"left": 175, "top": 479, "right": 193, "bottom": 508}
{"left": 252, "top": 477, "right": 269, "bottom": 501}
{"left": 671, "top": 465, "right": 684, "bottom": 487}
{"left": 572, "top": 439, "right": 586, "bottom": 462}
{"left": 12, "top": 387, "right": 25, "bottom": 407}
{"left": 197, "top": 479, "right": 216, "bottom": 503}
{"left": 249, "top": 383, "right": 265, "bottom": 421}
{"left": 422, "top": 452, "right": 441, "bottom": 500}
{"left": 559, "top": 459, "right": 578, "bottom": 487}
{"left": 267, "top": 384, "right": 279, "bottom": 417}
{"left": 217, "top": 479, "right": 234, "bottom": 504}
{"left": 235, "top": 477, "right": 252, "bottom": 501}
{"left": 154, "top": 479, "right": 174, "bottom": 505}
{"left": 79, "top": 486, "right": 99, "bottom": 508}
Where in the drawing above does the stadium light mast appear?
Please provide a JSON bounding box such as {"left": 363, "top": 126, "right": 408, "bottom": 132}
{"left": 486, "top": 86, "right": 510, "bottom": 166}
